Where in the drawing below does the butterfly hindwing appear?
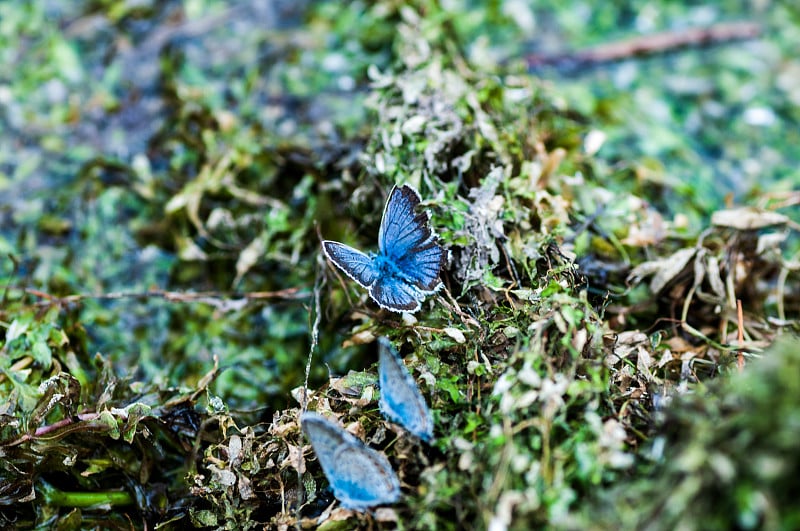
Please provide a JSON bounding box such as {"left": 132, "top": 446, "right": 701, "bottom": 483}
{"left": 301, "top": 412, "right": 401, "bottom": 510}
{"left": 322, "top": 241, "right": 380, "bottom": 288}
{"left": 395, "top": 239, "right": 447, "bottom": 293}
{"left": 369, "top": 275, "right": 423, "bottom": 313}
{"left": 378, "top": 338, "right": 434, "bottom": 442}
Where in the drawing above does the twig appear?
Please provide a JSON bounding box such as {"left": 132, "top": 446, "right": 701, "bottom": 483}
{"left": 6, "top": 412, "right": 103, "bottom": 447}
{"left": 438, "top": 288, "right": 480, "bottom": 329}
{"left": 527, "top": 21, "right": 762, "bottom": 71}
{"left": 302, "top": 259, "right": 325, "bottom": 411}
{"left": 736, "top": 299, "right": 745, "bottom": 372}
{"left": 7, "top": 286, "right": 310, "bottom": 312}
{"left": 37, "top": 478, "right": 133, "bottom": 507}
{"left": 296, "top": 256, "right": 325, "bottom": 523}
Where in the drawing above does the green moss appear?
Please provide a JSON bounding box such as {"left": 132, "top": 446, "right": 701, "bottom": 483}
{"left": 585, "top": 336, "right": 800, "bottom": 530}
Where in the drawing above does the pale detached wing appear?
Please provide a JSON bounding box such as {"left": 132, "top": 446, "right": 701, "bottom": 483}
{"left": 378, "top": 338, "right": 434, "bottom": 442}
{"left": 301, "top": 412, "right": 401, "bottom": 510}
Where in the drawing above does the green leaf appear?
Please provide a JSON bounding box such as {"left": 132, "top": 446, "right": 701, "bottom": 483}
{"left": 96, "top": 410, "right": 121, "bottom": 440}
{"left": 121, "top": 403, "right": 152, "bottom": 443}
{"left": 6, "top": 317, "right": 30, "bottom": 343}
{"left": 30, "top": 339, "right": 52, "bottom": 369}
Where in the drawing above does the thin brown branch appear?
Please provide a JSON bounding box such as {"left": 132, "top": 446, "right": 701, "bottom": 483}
{"left": 7, "top": 286, "right": 310, "bottom": 312}
{"left": 527, "top": 21, "right": 762, "bottom": 71}
{"left": 737, "top": 299, "right": 745, "bottom": 372}
{"left": 6, "top": 412, "right": 103, "bottom": 447}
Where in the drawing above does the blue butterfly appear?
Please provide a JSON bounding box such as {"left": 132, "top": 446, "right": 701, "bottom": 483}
{"left": 301, "top": 412, "right": 401, "bottom": 510}
{"left": 378, "top": 337, "right": 434, "bottom": 442}
{"left": 323, "top": 184, "right": 446, "bottom": 313}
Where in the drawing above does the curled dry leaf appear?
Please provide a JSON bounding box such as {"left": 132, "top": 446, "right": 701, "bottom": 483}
{"left": 756, "top": 232, "right": 788, "bottom": 255}
{"left": 443, "top": 327, "right": 467, "bottom": 343}
{"left": 711, "top": 208, "right": 789, "bottom": 230}
{"left": 235, "top": 236, "right": 266, "bottom": 285}
{"left": 704, "top": 255, "right": 727, "bottom": 301}
{"left": 374, "top": 507, "right": 400, "bottom": 523}
{"left": 286, "top": 443, "right": 305, "bottom": 473}
{"left": 342, "top": 330, "right": 377, "bottom": 347}
{"left": 329, "top": 371, "right": 376, "bottom": 408}
{"left": 628, "top": 247, "right": 697, "bottom": 294}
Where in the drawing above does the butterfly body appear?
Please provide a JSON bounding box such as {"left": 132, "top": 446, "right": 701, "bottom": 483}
{"left": 323, "top": 185, "right": 446, "bottom": 313}
{"left": 370, "top": 252, "right": 417, "bottom": 285}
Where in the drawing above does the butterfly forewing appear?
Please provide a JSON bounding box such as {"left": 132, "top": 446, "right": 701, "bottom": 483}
{"left": 378, "top": 338, "right": 434, "bottom": 441}
{"left": 379, "top": 185, "right": 434, "bottom": 260}
{"left": 322, "top": 241, "right": 380, "bottom": 288}
{"left": 301, "top": 412, "right": 401, "bottom": 510}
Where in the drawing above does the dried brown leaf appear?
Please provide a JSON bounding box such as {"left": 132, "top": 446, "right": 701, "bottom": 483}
{"left": 711, "top": 208, "right": 789, "bottom": 230}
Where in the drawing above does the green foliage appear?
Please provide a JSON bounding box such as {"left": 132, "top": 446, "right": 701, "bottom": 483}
{"left": 1, "top": 0, "right": 799, "bottom": 529}
{"left": 400, "top": 299, "right": 621, "bottom": 529}
{"left": 585, "top": 336, "right": 800, "bottom": 530}
{"left": 0, "top": 303, "right": 220, "bottom": 527}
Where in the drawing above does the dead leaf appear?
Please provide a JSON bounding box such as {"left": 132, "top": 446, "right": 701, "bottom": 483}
{"left": 443, "top": 327, "right": 467, "bottom": 343}
{"left": 711, "top": 208, "right": 789, "bottom": 230}
{"left": 629, "top": 247, "right": 696, "bottom": 294}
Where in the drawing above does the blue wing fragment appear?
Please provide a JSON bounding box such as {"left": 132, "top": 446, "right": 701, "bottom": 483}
{"left": 301, "top": 412, "right": 401, "bottom": 510}
{"left": 378, "top": 337, "right": 434, "bottom": 442}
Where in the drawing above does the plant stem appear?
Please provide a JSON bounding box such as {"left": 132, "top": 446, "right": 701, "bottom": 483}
{"left": 37, "top": 479, "right": 133, "bottom": 507}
